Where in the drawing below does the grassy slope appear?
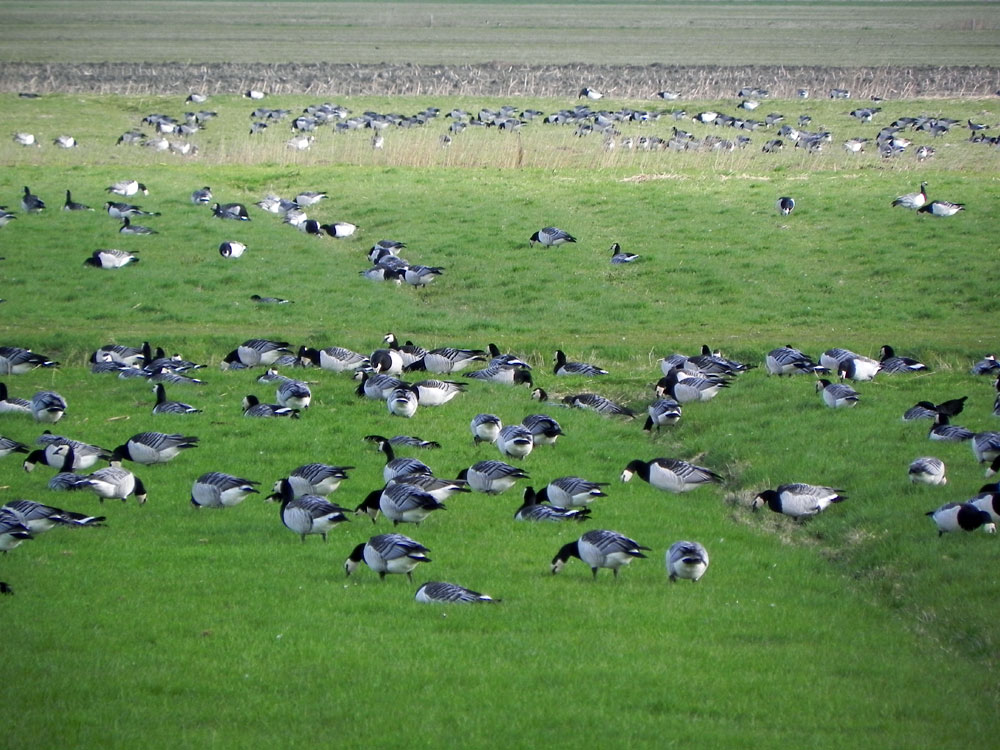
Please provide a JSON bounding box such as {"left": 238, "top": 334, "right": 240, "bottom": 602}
{"left": 1, "top": 92, "right": 1000, "bottom": 748}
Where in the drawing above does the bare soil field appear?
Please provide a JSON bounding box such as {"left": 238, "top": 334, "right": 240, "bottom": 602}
{"left": 2, "top": 61, "right": 998, "bottom": 99}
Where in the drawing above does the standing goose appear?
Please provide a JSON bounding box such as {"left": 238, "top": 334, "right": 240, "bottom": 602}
{"left": 0, "top": 516, "right": 33, "bottom": 553}
{"left": 270, "top": 479, "right": 349, "bottom": 541}
{"left": 554, "top": 350, "right": 608, "bottom": 377}
{"left": 836, "top": 355, "right": 882, "bottom": 382}
{"left": 879, "top": 345, "right": 927, "bottom": 373}
{"left": 534, "top": 477, "right": 608, "bottom": 508}
{"left": 30, "top": 390, "right": 67, "bottom": 423}
{"left": 111, "top": 432, "right": 198, "bottom": 465}
{"left": 918, "top": 200, "right": 964, "bottom": 217}
{"left": 63, "top": 190, "right": 93, "bottom": 211}
{"left": 457, "top": 460, "right": 529, "bottom": 494}
{"left": 190, "top": 472, "right": 259, "bottom": 508}
{"left": 389, "top": 473, "right": 470, "bottom": 503}
{"left": 496, "top": 424, "right": 534, "bottom": 460}
{"left": 926, "top": 502, "right": 995, "bottom": 536}
{"left": 621, "top": 457, "right": 722, "bottom": 492}
{"left": 667, "top": 541, "right": 710, "bottom": 582}
{"left": 551, "top": 529, "right": 650, "bottom": 579}
{"left": 415, "top": 581, "right": 498, "bottom": 604}
{"left": 387, "top": 385, "right": 420, "bottom": 418}
{"left": 151, "top": 383, "right": 200, "bottom": 414}
{"left": 644, "top": 398, "right": 682, "bottom": 431}
{"left": 971, "top": 431, "right": 1000, "bottom": 466}
{"left": 344, "top": 533, "right": 431, "bottom": 582}
{"left": 816, "top": 379, "right": 859, "bottom": 408}
{"left": 776, "top": 196, "right": 795, "bottom": 215}
{"left": 908, "top": 457, "right": 947, "bottom": 485}
{"left": 515, "top": 487, "right": 592, "bottom": 522}
{"left": 902, "top": 396, "right": 966, "bottom": 422}
{"left": 891, "top": 182, "right": 928, "bottom": 209}
{"left": 752, "top": 483, "right": 846, "bottom": 519}
{"left": 355, "top": 483, "right": 446, "bottom": 526}
{"left": 72, "top": 460, "right": 147, "bottom": 505}
{"left": 970, "top": 491, "right": 1000, "bottom": 524}
{"left": 106, "top": 180, "right": 148, "bottom": 197}
{"left": 529, "top": 227, "right": 577, "bottom": 247}
{"left": 471, "top": 413, "right": 503, "bottom": 445}
{"left": 371, "top": 436, "right": 432, "bottom": 482}
{"left": 20, "top": 186, "right": 45, "bottom": 213}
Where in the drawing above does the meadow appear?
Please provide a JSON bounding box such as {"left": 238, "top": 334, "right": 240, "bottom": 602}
{"left": 1, "top": 87, "right": 999, "bottom": 748}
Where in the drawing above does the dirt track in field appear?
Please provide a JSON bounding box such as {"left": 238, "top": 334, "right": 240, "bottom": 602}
{"left": 2, "top": 62, "right": 998, "bottom": 99}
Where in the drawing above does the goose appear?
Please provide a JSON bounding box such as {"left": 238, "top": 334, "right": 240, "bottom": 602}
{"left": 31, "top": 390, "right": 67, "bottom": 423}
{"left": 0, "top": 208, "right": 16, "bottom": 227}
{"left": 764, "top": 346, "right": 824, "bottom": 376}
{"left": 2, "top": 499, "right": 104, "bottom": 533}
{"left": 554, "top": 350, "right": 607, "bottom": 377}
{"left": 119, "top": 217, "right": 157, "bottom": 235}
{"left": 551, "top": 529, "right": 649, "bottom": 579}
{"left": 63, "top": 190, "right": 93, "bottom": 211}
{"left": 286, "top": 134, "right": 314, "bottom": 151}
{"left": 0, "top": 516, "right": 33, "bottom": 553}
{"left": 926, "top": 502, "right": 995, "bottom": 536}
{"left": 644, "top": 398, "right": 682, "bottom": 430}
{"left": 529, "top": 227, "right": 576, "bottom": 247}
{"left": 776, "top": 196, "right": 795, "bottom": 215}
{"left": 515, "top": 488, "right": 592, "bottom": 521}
{"left": 91, "top": 342, "right": 148, "bottom": 367}
{"left": 20, "top": 186, "right": 45, "bottom": 213}
{"left": 496, "top": 424, "right": 534, "bottom": 460}
{"left": 413, "top": 379, "right": 465, "bottom": 406}
{"left": 415, "top": 581, "right": 498, "bottom": 604}
{"left": 409, "top": 347, "right": 487, "bottom": 375}
{"left": 294, "top": 191, "right": 327, "bottom": 207}
{"left": 151, "top": 383, "right": 200, "bottom": 415}
{"left": 322, "top": 222, "right": 358, "bottom": 238}
{"left": 903, "top": 396, "right": 966, "bottom": 421}
{"left": 190, "top": 186, "right": 212, "bottom": 204}
{"left": 219, "top": 241, "right": 246, "bottom": 258}
{"left": 25, "top": 435, "right": 110, "bottom": 471}
{"left": 0, "top": 435, "right": 30, "bottom": 459}
{"left": 387, "top": 385, "right": 420, "bottom": 418}
{"left": 105, "top": 201, "right": 158, "bottom": 220}
{"left": 752, "top": 484, "right": 846, "bottom": 519}
{"left": 837, "top": 356, "right": 881, "bottom": 382}
{"left": 929, "top": 414, "right": 974, "bottom": 442}
{"left": 388, "top": 473, "right": 470, "bottom": 503}
{"left": 370, "top": 343, "right": 409, "bottom": 375}
{"left": 971, "top": 355, "right": 1000, "bottom": 376}
{"left": 621, "top": 457, "right": 722, "bottom": 492}
{"left": 464, "top": 363, "right": 533, "bottom": 386}
{"left": 879, "top": 345, "right": 927, "bottom": 373}
{"left": 690, "top": 345, "right": 753, "bottom": 376}
{"left": 71, "top": 457, "right": 147, "bottom": 504}
{"left": 970, "top": 491, "right": 1000, "bottom": 523}
{"left": 563, "top": 392, "right": 635, "bottom": 418}
{"left": 281, "top": 463, "right": 353, "bottom": 498}
{"left": 372, "top": 435, "right": 440, "bottom": 450}
{"left": 271, "top": 479, "right": 349, "bottom": 541}
{"left": 908, "top": 457, "right": 947, "bottom": 486}
{"left": 211, "top": 202, "right": 251, "bottom": 221}
{"left": 245, "top": 90, "right": 266, "bottom": 100}
{"left": 522, "top": 414, "right": 563, "bottom": 446}
{"left": 190, "top": 472, "right": 259, "bottom": 508}
{"left": 471, "top": 413, "right": 503, "bottom": 445}
{"left": 344, "top": 533, "right": 431, "bottom": 581}
{"left": 891, "top": 182, "right": 928, "bottom": 209}
{"left": 298, "top": 345, "right": 369, "bottom": 373}
{"left": 111, "top": 432, "right": 198, "bottom": 465}
{"left": 666, "top": 541, "right": 709, "bottom": 583}
{"left": 484, "top": 343, "right": 530, "bottom": 370}
{"left": 609, "top": 242, "right": 639, "bottom": 264}
{"left": 241, "top": 395, "right": 299, "bottom": 418}
{"left": 0, "top": 382, "right": 32, "bottom": 414}
{"left": 971, "top": 431, "right": 1000, "bottom": 465}
{"left": 84, "top": 248, "right": 138, "bottom": 269}
{"left": 371, "top": 436, "right": 432, "bottom": 482}
{"left": 918, "top": 200, "right": 964, "bottom": 217}
{"left": 256, "top": 194, "right": 298, "bottom": 215}
{"left": 146, "top": 366, "right": 206, "bottom": 386}
{"left": 458, "top": 460, "right": 529, "bottom": 495}
{"left": 357, "top": 482, "right": 446, "bottom": 525}
{"left": 223, "top": 339, "right": 291, "bottom": 368}
{"left": 0, "top": 346, "right": 59, "bottom": 374}
{"left": 257, "top": 369, "right": 311, "bottom": 410}
{"left": 355, "top": 371, "right": 408, "bottom": 400}
{"left": 106, "top": 180, "right": 148, "bottom": 197}
{"left": 534, "top": 477, "right": 608, "bottom": 508}
{"left": 816, "top": 379, "right": 859, "bottom": 408}
{"left": 579, "top": 87, "right": 603, "bottom": 100}
{"left": 656, "top": 370, "right": 728, "bottom": 403}
{"left": 13, "top": 132, "right": 39, "bottom": 147}
{"left": 402, "top": 265, "right": 443, "bottom": 287}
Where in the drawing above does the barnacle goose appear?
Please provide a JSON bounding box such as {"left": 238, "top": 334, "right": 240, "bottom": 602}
{"left": 257, "top": 369, "right": 311, "bottom": 410}
{"left": 621, "top": 457, "right": 722, "bottom": 492}
{"left": 752, "top": 484, "right": 845, "bottom": 519}
{"left": 515, "top": 488, "right": 591, "bottom": 522}
{"left": 667, "top": 541, "right": 709, "bottom": 582}
{"left": 522, "top": 414, "right": 563, "bottom": 446}
{"left": 387, "top": 385, "right": 420, "bottom": 418}
{"left": 344, "top": 533, "right": 431, "bottom": 581}
{"left": 776, "top": 196, "right": 795, "bottom": 215}
{"left": 24, "top": 434, "right": 110, "bottom": 471}
{"left": 271, "top": 479, "right": 349, "bottom": 541}
{"left": 20, "top": 186, "right": 45, "bottom": 213}
{"left": 529, "top": 227, "right": 576, "bottom": 247}
{"left": 389, "top": 473, "right": 470, "bottom": 503}
{"left": 534, "top": 476, "right": 608, "bottom": 508}
{"left": 355, "top": 371, "right": 408, "bottom": 400}
{"left": 408, "top": 347, "right": 487, "bottom": 375}
{"left": 190, "top": 472, "right": 259, "bottom": 508}
{"left": 63, "top": 190, "right": 93, "bottom": 211}
{"left": 908, "top": 457, "right": 947, "bottom": 486}
{"left": 2, "top": 499, "right": 104, "bottom": 533}
{"left": 413, "top": 379, "right": 465, "bottom": 406}
{"left": 211, "top": 202, "right": 251, "bottom": 221}
{"left": 298, "top": 345, "right": 369, "bottom": 372}
{"left": 415, "top": 581, "right": 498, "bottom": 604}
{"left": 355, "top": 483, "right": 446, "bottom": 526}
{"left": 764, "top": 346, "right": 824, "bottom": 376}
{"left": 85, "top": 248, "right": 138, "bottom": 269}
{"left": 816, "top": 379, "right": 859, "bottom": 408}
{"left": 926, "top": 502, "right": 995, "bottom": 535}
{"left": 118, "top": 217, "right": 157, "bottom": 235}
{"left": 471, "top": 413, "right": 503, "bottom": 445}
{"left": 457, "top": 460, "right": 528, "bottom": 494}
{"left": 111, "top": 432, "right": 198, "bottom": 465}
{"left": 496, "top": 424, "right": 534, "bottom": 460}
{"left": 219, "top": 241, "right": 246, "bottom": 258}
{"left": 551, "top": 529, "right": 649, "bottom": 579}
{"left": 106, "top": 180, "right": 148, "bottom": 197}
{"left": 105, "top": 201, "right": 158, "bottom": 220}
{"left": 30, "top": 390, "right": 67, "bottom": 423}
{"left": 0, "top": 381, "right": 32, "bottom": 414}
{"left": 151, "top": 383, "right": 200, "bottom": 414}
{"left": 223, "top": 339, "right": 292, "bottom": 368}
{"left": 190, "top": 186, "right": 212, "bottom": 204}
{"left": 554, "top": 350, "right": 608, "bottom": 376}
{"left": 891, "top": 182, "right": 928, "bottom": 209}
{"left": 59, "top": 448, "right": 147, "bottom": 504}
{"left": 241, "top": 395, "right": 300, "bottom": 419}
{"left": 609, "top": 242, "right": 639, "bottom": 264}
{"left": 370, "top": 436, "right": 432, "bottom": 482}
{"left": 917, "top": 200, "right": 964, "bottom": 217}
{"left": 0, "top": 346, "right": 59, "bottom": 374}
{"left": 281, "top": 463, "right": 353, "bottom": 498}
{"left": 644, "top": 398, "right": 682, "bottom": 430}
{"left": 563, "top": 392, "right": 635, "bottom": 418}
{"left": 879, "top": 345, "right": 927, "bottom": 373}
{"left": 929, "top": 414, "right": 974, "bottom": 442}
{"left": 656, "top": 370, "right": 728, "bottom": 403}
{"left": 0, "top": 435, "right": 30, "bottom": 459}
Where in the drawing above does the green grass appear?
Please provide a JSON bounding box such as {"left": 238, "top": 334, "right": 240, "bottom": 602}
{"left": 2, "top": 91, "right": 1000, "bottom": 749}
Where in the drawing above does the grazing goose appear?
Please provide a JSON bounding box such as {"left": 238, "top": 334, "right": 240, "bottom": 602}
{"left": 298, "top": 345, "right": 368, "bottom": 373}
{"left": 111, "top": 432, "right": 198, "bottom": 465}
{"left": 458, "top": 460, "right": 529, "bottom": 495}
{"left": 389, "top": 473, "right": 470, "bottom": 503}
{"left": 563, "top": 392, "right": 635, "bottom": 418}
{"left": 63, "top": 190, "right": 93, "bottom": 211}
{"left": 401, "top": 265, "right": 444, "bottom": 288}
{"left": 257, "top": 369, "right": 311, "bottom": 410}
{"left": 13, "top": 132, "right": 39, "bottom": 147}
{"left": 918, "top": 200, "right": 964, "bottom": 217}
{"left": 20, "top": 186, "right": 45, "bottom": 213}
{"left": 776, "top": 196, "right": 795, "bottom": 215}
{"left": 106, "top": 180, "right": 148, "bottom": 197}
{"left": 410, "top": 347, "right": 487, "bottom": 375}
{"left": 816, "top": 379, "right": 859, "bottom": 408}
{"left": 891, "top": 182, "right": 928, "bottom": 209}
{"left": 522, "top": 414, "right": 563, "bottom": 446}
{"left": 879, "top": 345, "right": 927, "bottom": 373}
{"left": 371, "top": 436, "right": 432, "bottom": 482}
{"left": 515, "top": 488, "right": 592, "bottom": 522}
{"left": 471, "top": 413, "right": 503, "bottom": 445}
{"left": 344, "top": 533, "right": 431, "bottom": 582}
{"left": 0, "top": 382, "right": 32, "bottom": 414}
{"left": 71, "top": 455, "right": 147, "bottom": 504}
{"left": 211, "top": 202, "right": 251, "bottom": 221}
{"left": 621, "top": 457, "right": 722, "bottom": 492}
{"left": 219, "top": 241, "right": 246, "bottom": 258}
{"left": 666, "top": 541, "right": 709, "bottom": 583}
{"left": 387, "top": 385, "right": 420, "bottom": 418}
{"left": 321, "top": 222, "right": 358, "bottom": 239}
{"left": 190, "top": 472, "right": 259, "bottom": 508}
{"left": 241, "top": 395, "right": 299, "bottom": 418}
{"left": 271, "top": 479, "right": 349, "bottom": 541}
{"left": 30, "top": 390, "right": 67, "bottom": 423}
{"left": 926, "top": 502, "right": 996, "bottom": 536}
{"left": 25, "top": 435, "right": 110, "bottom": 471}
{"left": 223, "top": 339, "right": 292, "bottom": 368}
{"left": 551, "top": 529, "right": 649, "bottom": 579}
{"left": 535, "top": 476, "right": 608, "bottom": 508}
{"left": 929, "top": 414, "right": 974, "bottom": 442}
{"left": 496, "top": 424, "right": 535, "bottom": 460}
{"left": 413, "top": 379, "right": 465, "bottom": 406}
{"left": 908, "top": 457, "right": 947, "bottom": 486}
{"left": 554, "top": 350, "right": 608, "bottom": 377}
{"left": 644, "top": 398, "right": 682, "bottom": 431}
{"left": 765, "top": 346, "right": 824, "bottom": 376}
{"left": 119, "top": 217, "right": 157, "bottom": 235}
{"left": 752, "top": 484, "right": 846, "bottom": 519}
{"left": 656, "top": 370, "right": 728, "bottom": 403}
{"left": 151, "top": 383, "right": 200, "bottom": 414}
{"left": 415, "top": 581, "right": 498, "bottom": 604}
{"left": 902, "top": 396, "right": 966, "bottom": 421}
{"left": 190, "top": 186, "right": 212, "bottom": 204}
{"left": 609, "top": 242, "right": 639, "bottom": 264}
{"left": 0, "top": 346, "right": 59, "bottom": 374}
{"left": 970, "top": 491, "right": 1000, "bottom": 523}
{"left": 529, "top": 227, "right": 577, "bottom": 247}
{"left": 2, "top": 499, "right": 104, "bottom": 533}
{"left": 281, "top": 463, "right": 353, "bottom": 497}
{"left": 356, "top": 482, "right": 446, "bottom": 525}
{"left": 84, "top": 248, "right": 138, "bottom": 269}
{"left": 0, "top": 435, "right": 30, "bottom": 459}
